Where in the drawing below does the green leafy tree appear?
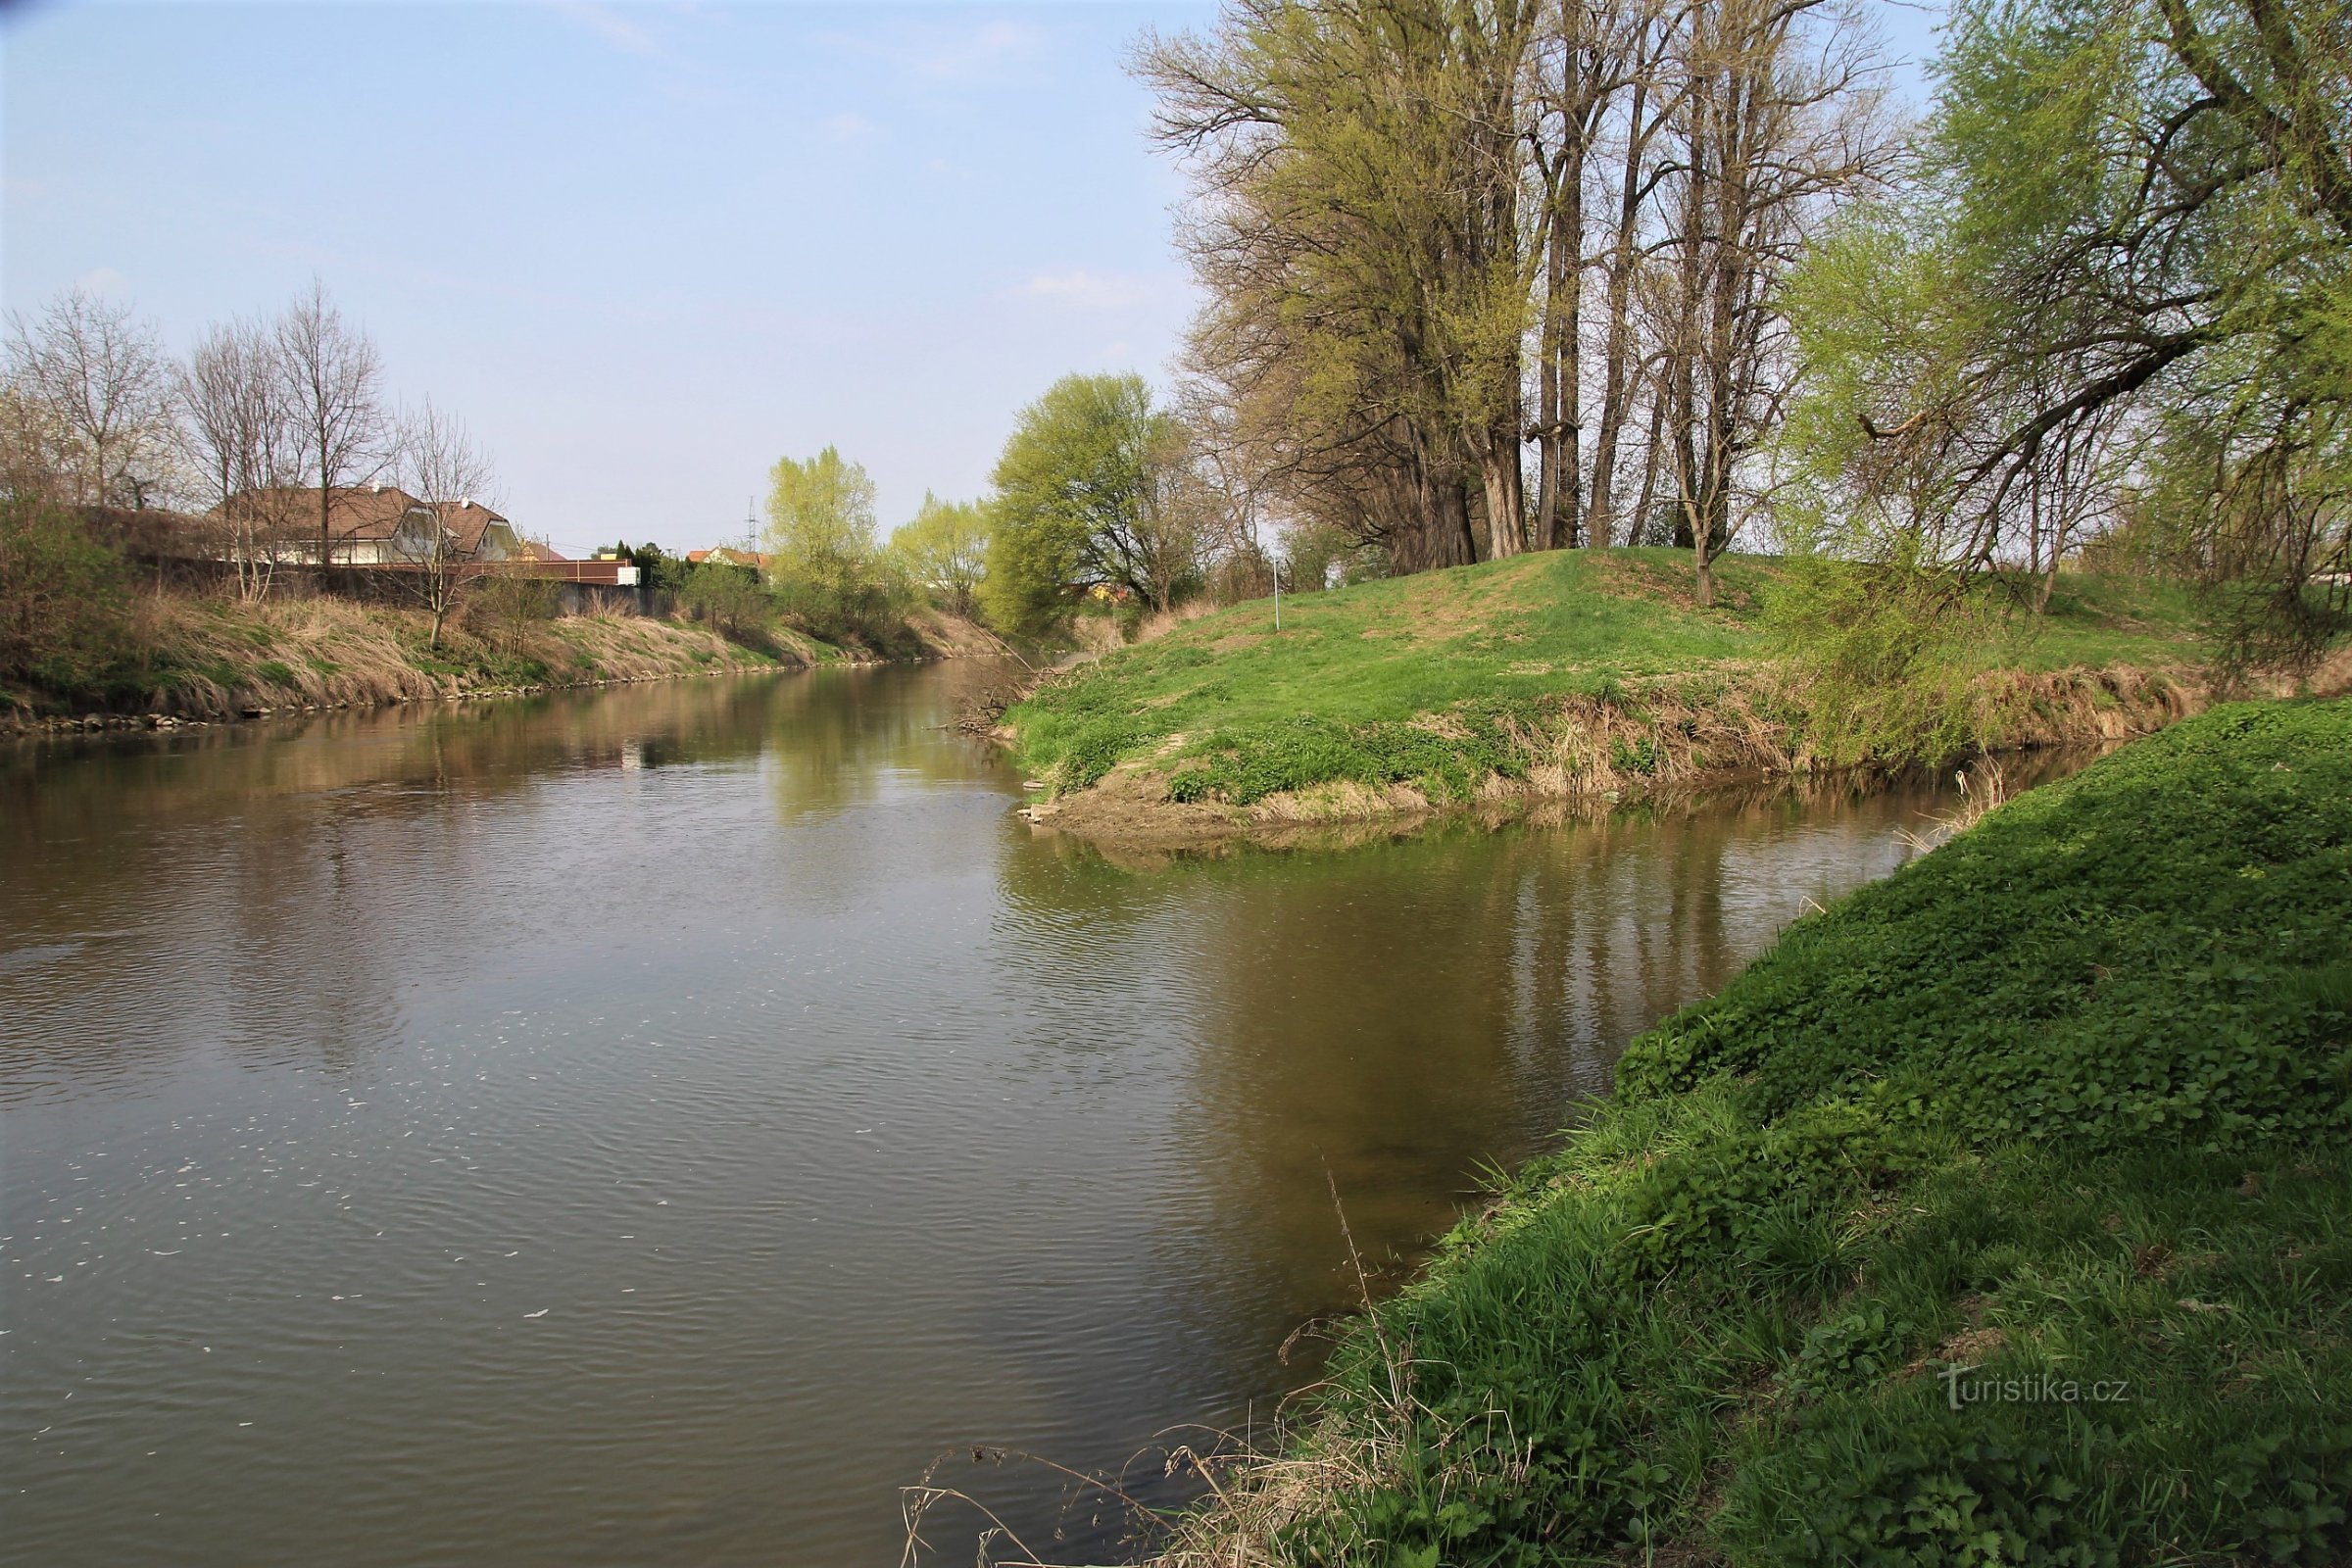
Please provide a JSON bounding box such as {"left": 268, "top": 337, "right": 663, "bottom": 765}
{"left": 762, "top": 446, "right": 911, "bottom": 648}
{"left": 673, "top": 560, "right": 770, "bottom": 642}
{"left": 764, "top": 446, "right": 878, "bottom": 577}
{"left": 889, "top": 492, "right": 990, "bottom": 619}
{"left": 983, "top": 372, "right": 1194, "bottom": 639}
{"left": 1783, "top": 0, "right": 2352, "bottom": 676}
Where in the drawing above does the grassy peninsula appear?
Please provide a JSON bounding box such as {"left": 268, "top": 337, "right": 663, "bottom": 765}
{"left": 1160, "top": 696, "right": 2352, "bottom": 1565}
{"left": 1005, "top": 549, "right": 2222, "bottom": 841}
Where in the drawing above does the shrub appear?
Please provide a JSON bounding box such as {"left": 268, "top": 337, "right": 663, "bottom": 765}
{"left": 0, "top": 498, "right": 136, "bottom": 705}
{"left": 768, "top": 554, "right": 917, "bottom": 654}
{"left": 466, "top": 569, "right": 563, "bottom": 654}
{"left": 673, "top": 562, "right": 771, "bottom": 642}
{"left": 1763, "top": 548, "right": 1989, "bottom": 766}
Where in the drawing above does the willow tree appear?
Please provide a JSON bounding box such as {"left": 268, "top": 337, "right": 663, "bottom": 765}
{"left": 1144, "top": 0, "right": 1887, "bottom": 590}
{"left": 1786, "top": 0, "right": 2352, "bottom": 672}
{"left": 1642, "top": 0, "right": 1895, "bottom": 606}
{"left": 1140, "top": 0, "right": 1540, "bottom": 570}
{"left": 890, "top": 493, "right": 991, "bottom": 619}
{"left": 983, "top": 372, "right": 1194, "bottom": 637}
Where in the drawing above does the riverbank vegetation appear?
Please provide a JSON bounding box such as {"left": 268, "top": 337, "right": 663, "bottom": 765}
{"left": 0, "top": 499, "right": 836, "bottom": 728}
{"left": 1003, "top": 547, "right": 2229, "bottom": 836}
{"left": 0, "top": 280, "right": 1006, "bottom": 723}
{"left": 1146, "top": 695, "right": 2352, "bottom": 1566}
{"left": 979, "top": 0, "right": 2349, "bottom": 837}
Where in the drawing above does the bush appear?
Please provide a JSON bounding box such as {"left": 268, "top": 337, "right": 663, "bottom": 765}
{"left": 0, "top": 498, "right": 136, "bottom": 705}
{"left": 673, "top": 562, "right": 771, "bottom": 642}
{"left": 1763, "top": 549, "right": 1988, "bottom": 766}
{"left": 768, "top": 554, "right": 917, "bottom": 655}
{"left": 466, "top": 570, "right": 562, "bottom": 655}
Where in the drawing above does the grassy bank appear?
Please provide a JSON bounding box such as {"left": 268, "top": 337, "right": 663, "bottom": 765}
{"left": 1157, "top": 698, "right": 2352, "bottom": 1566}
{"left": 1004, "top": 550, "right": 2223, "bottom": 841}
{"left": 0, "top": 592, "right": 856, "bottom": 731}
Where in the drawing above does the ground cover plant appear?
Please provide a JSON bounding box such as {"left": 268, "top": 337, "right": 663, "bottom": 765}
{"left": 1153, "top": 697, "right": 2352, "bottom": 1566}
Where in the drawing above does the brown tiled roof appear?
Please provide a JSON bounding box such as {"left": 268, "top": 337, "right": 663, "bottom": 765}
{"left": 215, "top": 485, "right": 420, "bottom": 541}
{"left": 217, "top": 486, "right": 514, "bottom": 549}
{"left": 432, "top": 498, "right": 514, "bottom": 556}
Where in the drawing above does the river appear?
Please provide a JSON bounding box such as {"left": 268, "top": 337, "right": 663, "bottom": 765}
{"left": 3, "top": 661, "right": 2021, "bottom": 1565}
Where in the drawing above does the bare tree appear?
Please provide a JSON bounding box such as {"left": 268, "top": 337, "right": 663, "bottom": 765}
{"left": 0, "top": 381, "right": 74, "bottom": 505}
{"left": 180, "top": 318, "right": 300, "bottom": 601}
{"left": 2, "top": 288, "right": 176, "bottom": 509}
{"left": 390, "top": 399, "right": 497, "bottom": 648}
{"left": 1651, "top": 0, "right": 1892, "bottom": 604}
{"left": 276, "top": 278, "right": 389, "bottom": 568}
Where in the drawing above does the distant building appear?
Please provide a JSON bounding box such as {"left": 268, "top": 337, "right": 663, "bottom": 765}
{"left": 208, "top": 485, "right": 530, "bottom": 566}
{"left": 686, "top": 546, "right": 766, "bottom": 571}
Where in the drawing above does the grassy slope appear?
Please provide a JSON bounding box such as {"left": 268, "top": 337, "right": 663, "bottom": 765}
{"left": 1007, "top": 550, "right": 2206, "bottom": 809}
{"left": 1168, "top": 699, "right": 2352, "bottom": 1567}
{"left": 2, "top": 594, "right": 847, "bottom": 724}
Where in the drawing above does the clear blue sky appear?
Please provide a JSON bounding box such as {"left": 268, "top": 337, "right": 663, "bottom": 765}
{"left": 3, "top": 1, "right": 1944, "bottom": 558}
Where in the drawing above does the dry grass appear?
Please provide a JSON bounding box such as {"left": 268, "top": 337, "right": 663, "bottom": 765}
{"left": 81, "top": 589, "right": 803, "bottom": 722}
{"left": 1213, "top": 664, "right": 2208, "bottom": 833}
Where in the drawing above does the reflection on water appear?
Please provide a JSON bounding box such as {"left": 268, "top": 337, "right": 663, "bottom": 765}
{"left": 0, "top": 664, "right": 2057, "bottom": 1564}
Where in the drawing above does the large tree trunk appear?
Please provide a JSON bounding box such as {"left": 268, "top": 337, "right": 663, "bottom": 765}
{"left": 1396, "top": 424, "right": 1481, "bottom": 572}
{"left": 1633, "top": 368, "right": 1668, "bottom": 544}
{"left": 1479, "top": 432, "right": 1524, "bottom": 559}
{"left": 1549, "top": 132, "right": 1588, "bottom": 550}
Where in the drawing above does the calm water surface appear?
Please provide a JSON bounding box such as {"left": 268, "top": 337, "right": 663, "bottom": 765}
{"left": 5, "top": 662, "right": 2008, "bottom": 1565}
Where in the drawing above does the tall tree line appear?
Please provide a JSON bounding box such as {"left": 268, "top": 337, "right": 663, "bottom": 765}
{"left": 1137, "top": 0, "right": 1893, "bottom": 602}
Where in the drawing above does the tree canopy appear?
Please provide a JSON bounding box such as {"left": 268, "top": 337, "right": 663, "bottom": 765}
{"left": 983, "top": 372, "right": 1194, "bottom": 637}
{"left": 890, "top": 493, "right": 990, "bottom": 620}
{"left": 1784, "top": 0, "right": 2351, "bottom": 668}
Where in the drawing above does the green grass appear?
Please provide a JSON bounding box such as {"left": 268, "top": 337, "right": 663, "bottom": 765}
{"left": 1192, "top": 699, "right": 2352, "bottom": 1567}
{"left": 1007, "top": 551, "right": 2206, "bottom": 805}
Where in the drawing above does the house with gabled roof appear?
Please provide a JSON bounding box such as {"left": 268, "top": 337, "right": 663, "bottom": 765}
{"left": 209, "top": 485, "right": 528, "bottom": 566}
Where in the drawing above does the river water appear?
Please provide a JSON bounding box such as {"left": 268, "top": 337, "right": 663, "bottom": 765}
{"left": 3, "top": 661, "right": 2014, "bottom": 1565}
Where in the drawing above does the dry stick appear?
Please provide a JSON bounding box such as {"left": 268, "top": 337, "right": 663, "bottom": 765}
{"left": 899, "top": 1477, "right": 1051, "bottom": 1568}
{"left": 902, "top": 1441, "right": 1179, "bottom": 1568}
{"left": 1325, "top": 1168, "right": 1410, "bottom": 1421}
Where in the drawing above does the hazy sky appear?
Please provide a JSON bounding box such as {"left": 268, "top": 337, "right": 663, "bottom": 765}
{"left": 3, "top": 0, "right": 1944, "bottom": 557}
